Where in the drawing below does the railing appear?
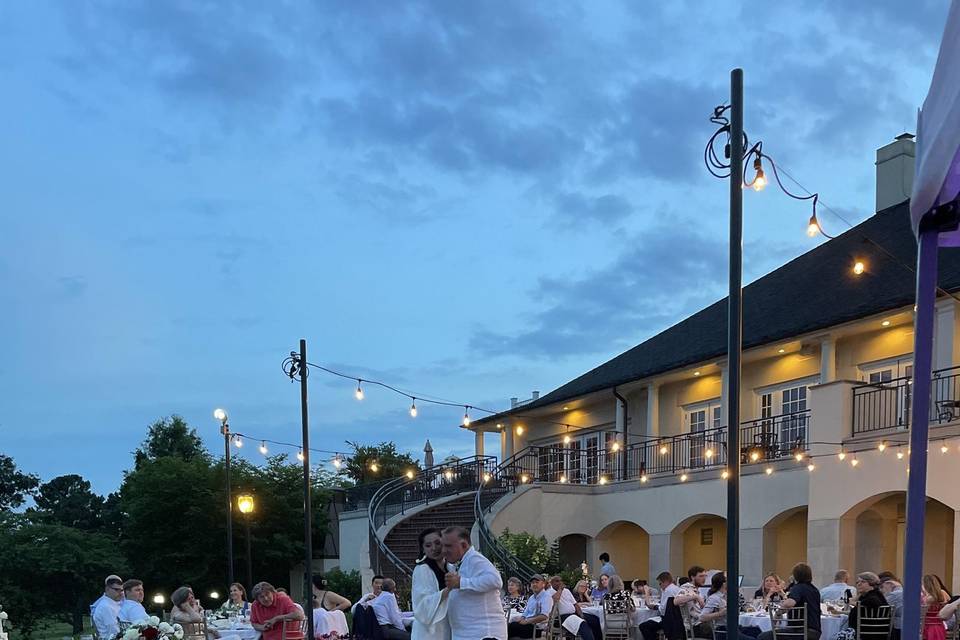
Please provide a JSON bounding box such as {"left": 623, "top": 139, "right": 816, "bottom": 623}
{"left": 367, "top": 455, "right": 498, "bottom": 581}
{"left": 472, "top": 410, "right": 811, "bottom": 582}
{"left": 852, "top": 366, "right": 960, "bottom": 435}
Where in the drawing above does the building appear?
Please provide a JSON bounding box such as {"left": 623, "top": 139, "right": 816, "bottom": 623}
{"left": 463, "top": 133, "right": 960, "bottom": 590}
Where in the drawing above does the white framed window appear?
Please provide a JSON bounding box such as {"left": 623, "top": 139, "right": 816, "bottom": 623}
{"left": 859, "top": 356, "right": 913, "bottom": 383}
{"left": 754, "top": 376, "right": 817, "bottom": 450}
{"left": 684, "top": 399, "right": 721, "bottom": 468}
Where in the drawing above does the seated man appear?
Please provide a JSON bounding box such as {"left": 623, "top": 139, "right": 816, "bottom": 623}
{"left": 351, "top": 574, "right": 384, "bottom": 617}
{"left": 250, "top": 582, "right": 305, "bottom": 640}
{"left": 547, "top": 575, "right": 597, "bottom": 640}
{"left": 93, "top": 575, "right": 124, "bottom": 640}
{"left": 369, "top": 578, "right": 410, "bottom": 640}
{"left": 640, "top": 571, "right": 683, "bottom": 640}
{"left": 508, "top": 574, "right": 551, "bottom": 639}
{"left": 118, "top": 580, "right": 149, "bottom": 624}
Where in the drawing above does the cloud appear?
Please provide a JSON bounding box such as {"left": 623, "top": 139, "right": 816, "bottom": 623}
{"left": 470, "top": 214, "right": 728, "bottom": 359}
{"left": 552, "top": 191, "right": 634, "bottom": 226}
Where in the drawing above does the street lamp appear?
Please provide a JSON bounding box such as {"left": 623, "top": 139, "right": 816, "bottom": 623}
{"left": 151, "top": 594, "right": 165, "bottom": 615}
{"left": 237, "top": 493, "right": 255, "bottom": 590}
{"left": 215, "top": 408, "right": 234, "bottom": 587}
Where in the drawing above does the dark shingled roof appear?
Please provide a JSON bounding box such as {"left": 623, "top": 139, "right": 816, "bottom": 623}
{"left": 474, "top": 201, "right": 960, "bottom": 426}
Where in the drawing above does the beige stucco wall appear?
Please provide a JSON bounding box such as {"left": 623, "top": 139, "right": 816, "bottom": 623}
{"left": 836, "top": 325, "right": 914, "bottom": 380}
{"left": 658, "top": 375, "right": 722, "bottom": 436}
{"left": 740, "top": 353, "right": 820, "bottom": 420}
{"left": 595, "top": 521, "right": 649, "bottom": 581}
{"left": 680, "top": 515, "right": 727, "bottom": 571}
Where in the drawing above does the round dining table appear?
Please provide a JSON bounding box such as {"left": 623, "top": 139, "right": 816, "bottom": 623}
{"left": 738, "top": 611, "right": 848, "bottom": 640}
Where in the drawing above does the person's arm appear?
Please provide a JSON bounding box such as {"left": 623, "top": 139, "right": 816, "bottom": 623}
{"left": 388, "top": 595, "right": 405, "bottom": 630}
{"left": 700, "top": 607, "right": 727, "bottom": 623}
{"left": 939, "top": 598, "right": 960, "bottom": 620}
{"left": 325, "top": 591, "right": 351, "bottom": 612}
{"left": 457, "top": 556, "right": 503, "bottom": 592}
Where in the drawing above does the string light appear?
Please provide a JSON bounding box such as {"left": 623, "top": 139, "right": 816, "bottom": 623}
{"left": 332, "top": 455, "right": 343, "bottom": 469}
{"left": 878, "top": 441, "right": 887, "bottom": 452}
{"left": 853, "top": 261, "right": 865, "bottom": 275}
{"left": 462, "top": 406, "right": 471, "bottom": 427}
{"left": 680, "top": 472, "right": 689, "bottom": 482}
{"left": 355, "top": 380, "right": 364, "bottom": 400}
{"left": 752, "top": 156, "right": 767, "bottom": 191}
{"left": 838, "top": 450, "right": 847, "bottom": 461}
{"left": 640, "top": 473, "right": 649, "bottom": 483}
{"left": 444, "top": 469, "right": 454, "bottom": 480}
{"left": 807, "top": 463, "right": 816, "bottom": 472}
{"left": 850, "top": 456, "right": 859, "bottom": 467}
{"left": 941, "top": 444, "right": 949, "bottom": 454}
{"left": 563, "top": 435, "right": 572, "bottom": 444}
{"left": 896, "top": 448, "right": 905, "bottom": 460}
{"left": 370, "top": 461, "right": 379, "bottom": 472}
{"left": 794, "top": 452, "right": 804, "bottom": 462}
{"left": 721, "top": 469, "right": 730, "bottom": 480}
{"left": 520, "top": 474, "right": 529, "bottom": 483}
{"left": 483, "top": 472, "right": 491, "bottom": 483}
{"left": 765, "top": 467, "right": 773, "bottom": 475}
{"left": 750, "top": 449, "right": 761, "bottom": 462}
{"left": 659, "top": 444, "right": 668, "bottom": 455}
{"left": 233, "top": 434, "right": 243, "bottom": 448}
{"left": 410, "top": 399, "right": 418, "bottom": 418}
{"left": 405, "top": 470, "right": 414, "bottom": 480}
{"left": 516, "top": 425, "right": 524, "bottom": 435}
{"left": 705, "top": 447, "right": 715, "bottom": 459}
{"left": 559, "top": 474, "right": 567, "bottom": 483}
{"left": 259, "top": 441, "right": 268, "bottom": 455}
{"left": 599, "top": 476, "right": 608, "bottom": 485}
{"left": 296, "top": 449, "right": 304, "bottom": 462}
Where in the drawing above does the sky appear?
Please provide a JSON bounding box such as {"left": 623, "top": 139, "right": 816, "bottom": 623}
{"left": 0, "top": 0, "right": 952, "bottom": 495}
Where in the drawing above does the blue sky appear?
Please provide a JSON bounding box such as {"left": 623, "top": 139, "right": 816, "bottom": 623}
{"left": 1, "top": 0, "right": 951, "bottom": 495}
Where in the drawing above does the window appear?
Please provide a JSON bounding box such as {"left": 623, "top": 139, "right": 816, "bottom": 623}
{"left": 859, "top": 357, "right": 913, "bottom": 427}
{"left": 754, "top": 377, "right": 816, "bottom": 452}
{"left": 860, "top": 357, "right": 913, "bottom": 384}
{"left": 685, "top": 400, "right": 720, "bottom": 468}
{"left": 700, "top": 528, "right": 714, "bottom": 545}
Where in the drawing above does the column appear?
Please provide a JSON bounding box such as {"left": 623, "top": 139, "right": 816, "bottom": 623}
{"left": 820, "top": 336, "right": 837, "bottom": 383}
{"left": 935, "top": 299, "right": 958, "bottom": 372}
{"left": 646, "top": 383, "right": 660, "bottom": 438}
{"left": 807, "top": 518, "right": 842, "bottom": 586}
{"left": 740, "top": 528, "right": 764, "bottom": 587}
{"left": 649, "top": 533, "right": 671, "bottom": 580}
{"left": 504, "top": 426, "right": 515, "bottom": 459}
{"left": 474, "top": 430, "right": 484, "bottom": 457}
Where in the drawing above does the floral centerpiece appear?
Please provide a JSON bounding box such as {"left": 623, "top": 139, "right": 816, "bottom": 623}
{"left": 115, "top": 617, "right": 184, "bottom": 640}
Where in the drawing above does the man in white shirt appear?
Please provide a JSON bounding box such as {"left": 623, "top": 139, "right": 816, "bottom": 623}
{"left": 820, "top": 570, "right": 854, "bottom": 601}
{"left": 442, "top": 526, "right": 507, "bottom": 640}
{"left": 508, "top": 575, "right": 551, "bottom": 639}
{"left": 92, "top": 575, "right": 124, "bottom": 639}
{"left": 351, "top": 574, "right": 384, "bottom": 617}
{"left": 547, "top": 575, "right": 597, "bottom": 640}
{"left": 639, "top": 571, "right": 683, "bottom": 640}
{"left": 369, "top": 579, "right": 410, "bottom": 640}
{"left": 118, "top": 580, "right": 148, "bottom": 624}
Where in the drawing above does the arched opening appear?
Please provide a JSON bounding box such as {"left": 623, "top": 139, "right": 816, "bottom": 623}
{"left": 671, "top": 514, "right": 727, "bottom": 575}
{"left": 763, "top": 507, "right": 809, "bottom": 581}
{"left": 558, "top": 533, "right": 590, "bottom": 572}
{"left": 595, "top": 521, "right": 650, "bottom": 582}
{"left": 840, "top": 493, "right": 955, "bottom": 590}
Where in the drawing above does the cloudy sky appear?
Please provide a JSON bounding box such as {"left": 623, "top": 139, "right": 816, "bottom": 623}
{"left": 1, "top": 0, "right": 951, "bottom": 494}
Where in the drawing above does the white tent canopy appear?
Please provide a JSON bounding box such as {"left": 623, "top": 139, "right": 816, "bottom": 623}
{"left": 911, "top": 0, "right": 960, "bottom": 243}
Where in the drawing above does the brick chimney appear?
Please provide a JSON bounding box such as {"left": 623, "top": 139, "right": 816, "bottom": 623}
{"left": 876, "top": 133, "right": 915, "bottom": 212}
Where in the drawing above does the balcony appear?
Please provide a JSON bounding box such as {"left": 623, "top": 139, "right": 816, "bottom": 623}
{"left": 851, "top": 365, "right": 960, "bottom": 436}
{"left": 502, "top": 409, "right": 810, "bottom": 484}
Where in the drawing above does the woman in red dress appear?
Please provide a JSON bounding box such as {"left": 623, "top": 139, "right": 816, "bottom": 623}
{"left": 921, "top": 574, "right": 949, "bottom": 640}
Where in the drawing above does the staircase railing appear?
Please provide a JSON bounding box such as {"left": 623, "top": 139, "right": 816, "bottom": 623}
{"left": 474, "top": 448, "right": 540, "bottom": 583}
{"left": 368, "top": 455, "right": 499, "bottom": 581}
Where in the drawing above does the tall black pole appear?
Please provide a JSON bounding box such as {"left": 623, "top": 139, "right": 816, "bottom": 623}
{"left": 245, "top": 515, "right": 253, "bottom": 592}
{"left": 222, "top": 423, "right": 235, "bottom": 587}
{"left": 299, "top": 339, "right": 314, "bottom": 640}
{"left": 725, "top": 67, "right": 743, "bottom": 640}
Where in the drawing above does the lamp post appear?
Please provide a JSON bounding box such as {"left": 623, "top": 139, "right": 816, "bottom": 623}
{"left": 151, "top": 594, "right": 165, "bottom": 616}
{"left": 215, "top": 408, "right": 235, "bottom": 587}
{"left": 237, "top": 493, "right": 255, "bottom": 590}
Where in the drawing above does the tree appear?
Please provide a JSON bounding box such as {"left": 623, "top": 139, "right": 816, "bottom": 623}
{"left": 0, "top": 513, "right": 128, "bottom": 636}
{"left": 30, "top": 474, "right": 105, "bottom": 531}
{"left": 134, "top": 415, "right": 208, "bottom": 468}
{"left": 0, "top": 454, "right": 39, "bottom": 511}
{"left": 343, "top": 441, "right": 420, "bottom": 484}
{"left": 497, "top": 529, "right": 553, "bottom": 570}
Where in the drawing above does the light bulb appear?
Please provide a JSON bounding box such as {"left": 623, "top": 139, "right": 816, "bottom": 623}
{"left": 210, "top": 591, "right": 220, "bottom": 600}
{"left": 520, "top": 474, "right": 529, "bottom": 483}
{"left": 640, "top": 474, "right": 648, "bottom": 483}
{"left": 405, "top": 470, "right": 414, "bottom": 480}
{"left": 612, "top": 441, "right": 620, "bottom": 452}
{"left": 941, "top": 445, "right": 949, "bottom": 454}
{"left": 750, "top": 450, "right": 760, "bottom": 462}
{"left": 370, "top": 462, "right": 379, "bottom": 472}
{"left": 851, "top": 457, "right": 859, "bottom": 467}
{"left": 463, "top": 407, "right": 470, "bottom": 427}
{"left": 853, "top": 261, "right": 865, "bottom": 275}
{"left": 705, "top": 448, "right": 714, "bottom": 459}
{"left": 516, "top": 425, "right": 524, "bottom": 435}
{"left": 878, "top": 442, "right": 886, "bottom": 452}
{"left": 444, "top": 470, "right": 453, "bottom": 480}
{"left": 838, "top": 451, "right": 847, "bottom": 461}
{"left": 563, "top": 435, "right": 571, "bottom": 444}
{"left": 752, "top": 157, "right": 766, "bottom": 191}
{"left": 355, "top": 382, "right": 364, "bottom": 400}
{"left": 559, "top": 474, "right": 567, "bottom": 483}
{"left": 233, "top": 435, "right": 243, "bottom": 448}
{"left": 213, "top": 408, "right": 227, "bottom": 423}
{"left": 599, "top": 476, "right": 608, "bottom": 485}
{"left": 153, "top": 595, "right": 165, "bottom": 605}
{"left": 680, "top": 473, "right": 688, "bottom": 482}
{"left": 896, "top": 450, "right": 904, "bottom": 460}
{"left": 259, "top": 441, "right": 268, "bottom": 455}
{"left": 332, "top": 456, "right": 342, "bottom": 469}
{"left": 765, "top": 467, "right": 773, "bottom": 475}
{"left": 410, "top": 400, "right": 418, "bottom": 418}
{"left": 659, "top": 444, "right": 668, "bottom": 455}
{"left": 721, "top": 469, "right": 730, "bottom": 480}
{"left": 482, "top": 472, "right": 491, "bottom": 483}
{"left": 807, "top": 463, "right": 815, "bottom": 472}
{"left": 807, "top": 214, "right": 820, "bottom": 238}
{"left": 296, "top": 450, "right": 304, "bottom": 462}
{"left": 794, "top": 452, "right": 804, "bottom": 462}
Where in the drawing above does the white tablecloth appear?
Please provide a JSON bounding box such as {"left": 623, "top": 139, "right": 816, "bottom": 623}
{"left": 739, "top": 612, "right": 847, "bottom": 640}
{"left": 313, "top": 609, "right": 349, "bottom": 637}
{"left": 212, "top": 624, "right": 260, "bottom": 640}
{"left": 581, "top": 604, "right": 657, "bottom": 630}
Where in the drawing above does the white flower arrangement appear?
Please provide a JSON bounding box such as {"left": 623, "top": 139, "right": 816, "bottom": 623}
{"left": 115, "top": 617, "right": 183, "bottom": 640}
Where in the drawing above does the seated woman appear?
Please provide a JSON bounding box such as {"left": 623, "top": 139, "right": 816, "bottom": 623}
{"left": 590, "top": 574, "right": 610, "bottom": 601}
{"left": 847, "top": 572, "right": 888, "bottom": 636}
{"left": 602, "top": 575, "right": 635, "bottom": 614}
{"left": 502, "top": 577, "right": 527, "bottom": 613}
{"left": 311, "top": 586, "right": 349, "bottom": 639}
{"left": 572, "top": 580, "right": 592, "bottom": 604}
{"left": 170, "top": 587, "right": 220, "bottom": 639}
{"left": 700, "top": 572, "right": 761, "bottom": 640}
{"left": 311, "top": 575, "right": 351, "bottom": 613}
{"left": 217, "top": 583, "right": 250, "bottom": 617}
{"left": 753, "top": 574, "right": 786, "bottom": 608}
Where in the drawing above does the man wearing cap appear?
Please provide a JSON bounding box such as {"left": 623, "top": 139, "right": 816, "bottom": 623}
{"left": 507, "top": 575, "right": 552, "bottom": 639}
{"left": 92, "top": 575, "right": 124, "bottom": 639}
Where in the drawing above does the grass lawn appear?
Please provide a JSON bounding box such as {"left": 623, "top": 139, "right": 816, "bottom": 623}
{"left": 8, "top": 617, "right": 92, "bottom": 640}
